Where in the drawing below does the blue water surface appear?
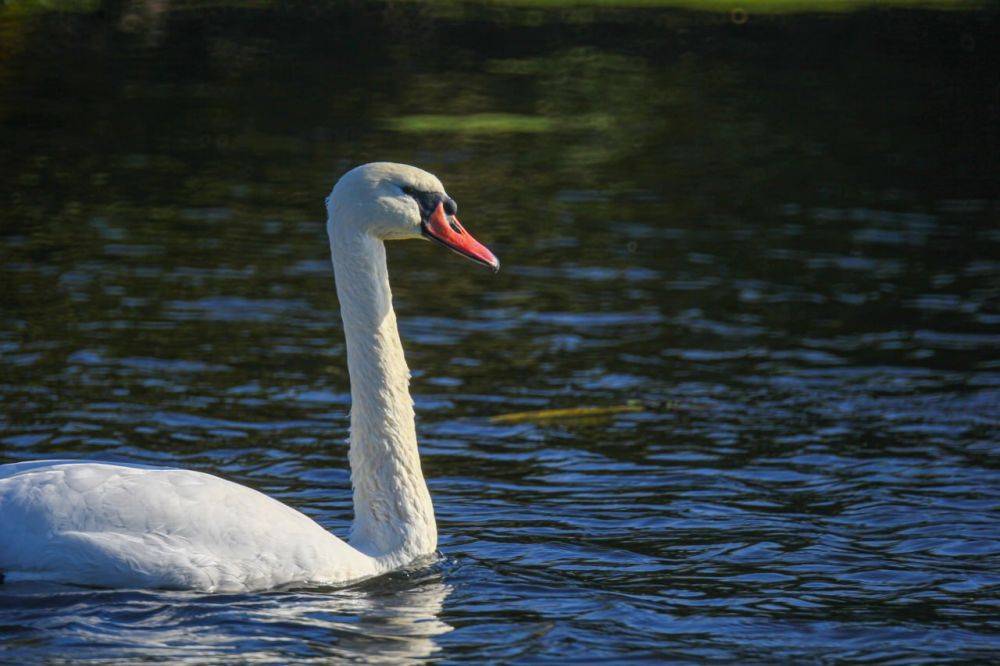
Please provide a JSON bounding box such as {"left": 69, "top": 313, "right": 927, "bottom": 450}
{"left": 1, "top": 3, "right": 998, "bottom": 662}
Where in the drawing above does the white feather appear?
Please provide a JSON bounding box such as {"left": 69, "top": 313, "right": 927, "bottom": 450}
{"left": 0, "top": 163, "right": 451, "bottom": 591}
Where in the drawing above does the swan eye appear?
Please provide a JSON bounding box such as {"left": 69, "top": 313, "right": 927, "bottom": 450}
{"left": 400, "top": 185, "right": 452, "bottom": 224}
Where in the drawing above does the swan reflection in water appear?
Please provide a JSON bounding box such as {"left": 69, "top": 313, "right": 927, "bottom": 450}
{"left": 326, "top": 568, "right": 454, "bottom": 662}
{"left": 0, "top": 565, "right": 453, "bottom": 663}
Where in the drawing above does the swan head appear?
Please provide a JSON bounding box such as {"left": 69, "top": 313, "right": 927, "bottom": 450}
{"left": 327, "top": 162, "right": 499, "bottom": 272}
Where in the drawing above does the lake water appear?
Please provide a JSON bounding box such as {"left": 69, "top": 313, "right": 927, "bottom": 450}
{"left": 1, "top": 2, "right": 998, "bottom": 662}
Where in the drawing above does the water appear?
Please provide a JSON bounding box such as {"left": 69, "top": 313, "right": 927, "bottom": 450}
{"left": 1, "top": 2, "right": 998, "bottom": 662}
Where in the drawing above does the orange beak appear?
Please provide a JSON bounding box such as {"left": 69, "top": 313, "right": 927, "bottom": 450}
{"left": 421, "top": 202, "right": 500, "bottom": 273}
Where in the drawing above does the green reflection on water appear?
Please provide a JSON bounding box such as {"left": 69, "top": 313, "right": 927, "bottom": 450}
{"left": 386, "top": 113, "right": 611, "bottom": 133}
{"left": 444, "top": 0, "right": 981, "bottom": 10}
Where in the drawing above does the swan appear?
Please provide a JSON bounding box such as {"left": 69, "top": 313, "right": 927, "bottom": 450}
{"left": 0, "top": 162, "right": 499, "bottom": 591}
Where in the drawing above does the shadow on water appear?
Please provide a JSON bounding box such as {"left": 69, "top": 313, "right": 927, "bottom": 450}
{"left": 0, "top": 0, "right": 998, "bottom": 662}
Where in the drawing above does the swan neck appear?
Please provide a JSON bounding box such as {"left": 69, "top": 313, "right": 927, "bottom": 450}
{"left": 329, "top": 224, "right": 436, "bottom": 562}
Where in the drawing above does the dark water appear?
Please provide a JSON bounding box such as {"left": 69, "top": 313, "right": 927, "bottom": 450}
{"left": 1, "top": 2, "right": 998, "bottom": 662}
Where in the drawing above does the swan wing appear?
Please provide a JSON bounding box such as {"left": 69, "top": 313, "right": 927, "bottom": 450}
{"left": 0, "top": 461, "right": 374, "bottom": 590}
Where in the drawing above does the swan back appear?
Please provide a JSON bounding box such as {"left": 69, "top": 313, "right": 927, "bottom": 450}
{"left": 0, "top": 461, "right": 374, "bottom": 590}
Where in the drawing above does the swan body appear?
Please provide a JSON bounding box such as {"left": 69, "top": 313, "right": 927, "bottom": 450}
{"left": 0, "top": 163, "right": 498, "bottom": 591}
{"left": 0, "top": 460, "right": 375, "bottom": 589}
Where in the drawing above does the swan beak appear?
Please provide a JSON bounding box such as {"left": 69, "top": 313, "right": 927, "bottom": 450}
{"left": 422, "top": 202, "right": 500, "bottom": 273}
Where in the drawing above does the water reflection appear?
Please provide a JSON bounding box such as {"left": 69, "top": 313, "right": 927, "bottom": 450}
{"left": 0, "top": 568, "right": 452, "bottom": 663}
{"left": 1, "top": 1, "right": 998, "bottom": 662}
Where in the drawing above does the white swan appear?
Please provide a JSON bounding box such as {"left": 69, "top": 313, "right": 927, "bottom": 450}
{"left": 0, "top": 162, "right": 499, "bottom": 591}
